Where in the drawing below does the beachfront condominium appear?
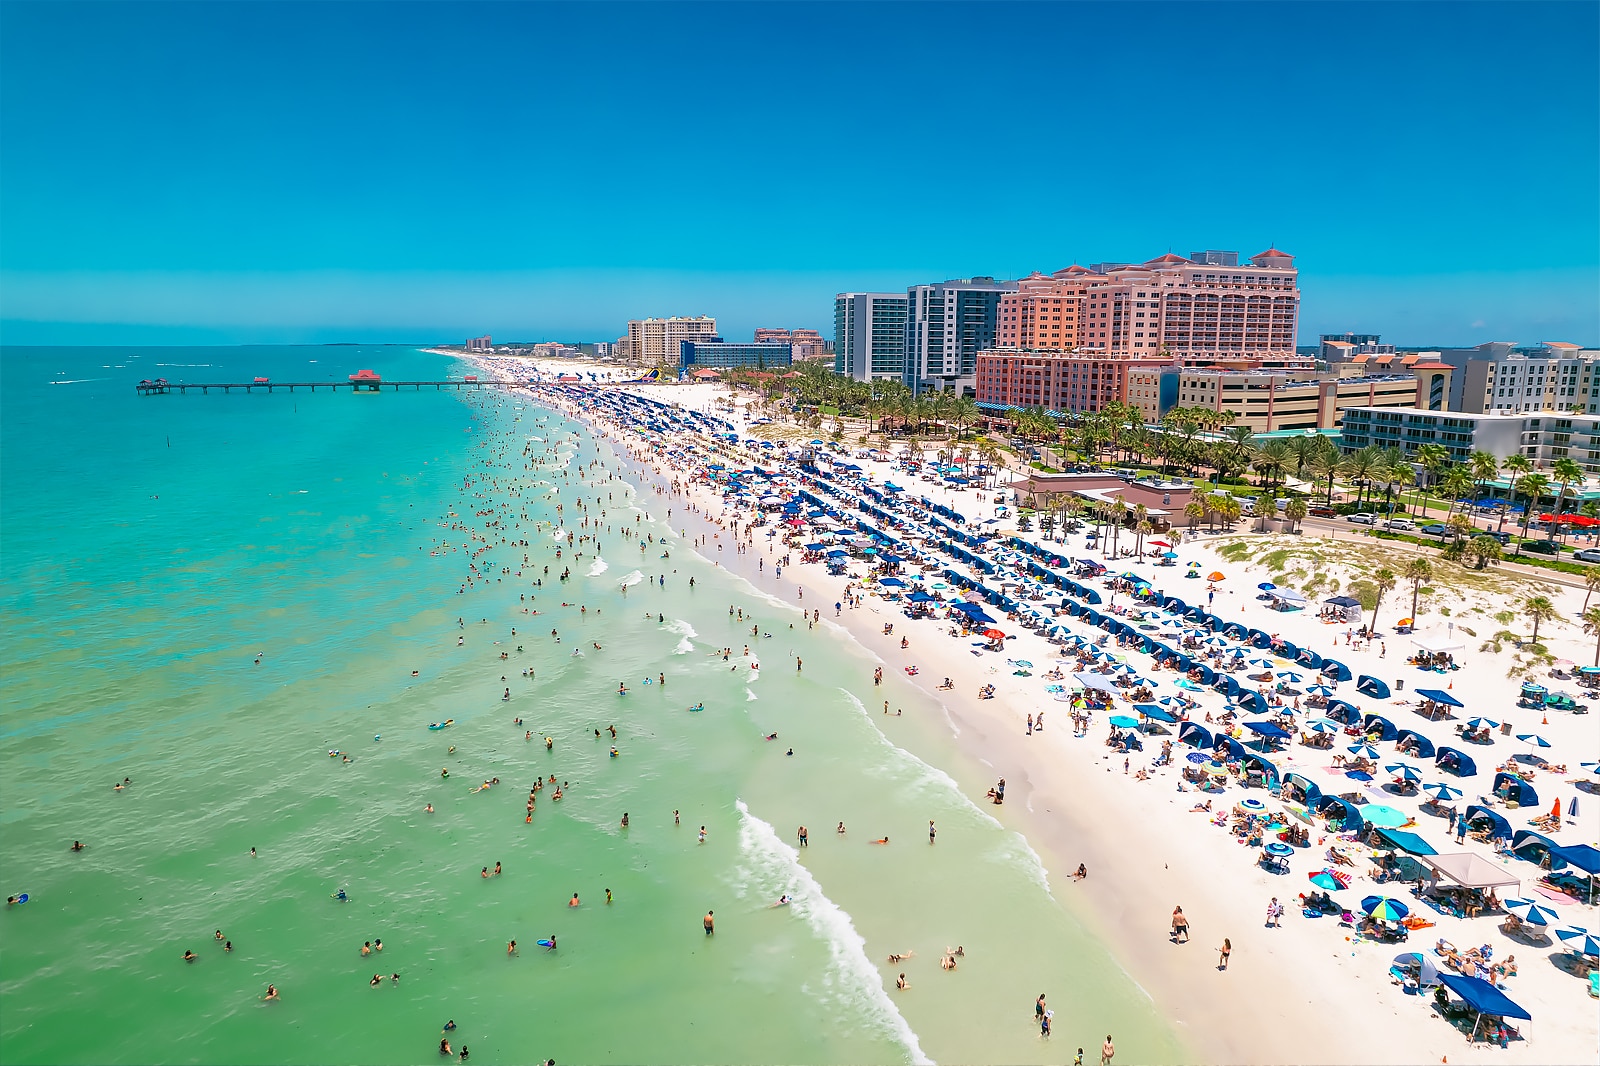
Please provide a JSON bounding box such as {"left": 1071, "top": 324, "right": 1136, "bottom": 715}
{"left": 1125, "top": 365, "right": 1448, "bottom": 433}
{"left": 678, "top": 340, "right": 794, "bottom": 371}
{"left": 623, "top": 316, "right": 719, "bottom": 367}
{"left": 834, "top": 292, "right": 909, "bottom": 381}
{"left": 1319, "top": 332, "right": 1396, "bottom": 363}
{"left": 1447, "top": 342, "right": 1600, "bottom": 415}
{"left": 466, "top": 335, "right": 492, "bottom": 351}
{"left": 903, "top": 278, "right": 1017, "bottom": 394}
{"left": 753, "top": 328, "right": 831, "bottom": 360}
{"left": 1340, "top": 408, "right": 1600, "bottom": 480}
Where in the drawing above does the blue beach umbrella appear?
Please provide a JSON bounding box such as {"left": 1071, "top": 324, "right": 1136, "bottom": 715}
{"left": 1307, "top": 684, "right": 1334, "bottom": 696}
{"left": 1504, "top": 898, "right": 1561, "bottom": 927}
{"left": 1466, "top": 717, "right": 1500, "bottom": 730}
{"left": 1308, "top": 870, "right": 1346, "bottom": 891}
{"left": 1385, "top": 763, "right": 1422, "bottom": 782}
{"left": 1424, "top": 782, "right": 1463, "bottom": 802}
{"left": 1257, "top": 582, "right": 1276, "bottom": 590}
{"left": 1517, "top": 733, "right": 1552, "bottom": 749}
{"left": 1346, "top": 770, "right": 1374, "bottom": 781}
{"left": 1348, "top": 743, "right": 1380, "bottom": 759}
{"left": 1248, "top": 658, "right": 1277, "bottom": 668}
{"left": 1307, "top": 719, "right": 1340, "bottom": 733}
{"left": 1108, "top": 715, "right": 1140, "bottom": 729}
{"left": 1276, "top": 670, "right": 1304, "bottom": 683}
{"left": 1556, "top": 926, "right": 1600, "bottom": 958}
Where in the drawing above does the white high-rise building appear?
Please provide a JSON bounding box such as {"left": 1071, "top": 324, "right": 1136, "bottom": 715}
{"left": 834, "top": 293, "right": 908, "bottom": 381}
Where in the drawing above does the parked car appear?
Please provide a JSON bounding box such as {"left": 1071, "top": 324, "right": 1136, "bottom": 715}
{"left": 1345, "top": 513, "right": 1377, "bottom": 525}
{"left": 1419, "top": 523, "right": 1449, "bottom": 537}
{"left": 1308, "top": 506, "right": 1336, "bottom": 518}
{"left": 1520, "top": 540, "right": 1561, "bottom": 556}
{"left": 1384, "top": 518, "right": 1416, "bottom": 531}
{"left": 1573, "top": 548, "right": 1600, "bottom": 564}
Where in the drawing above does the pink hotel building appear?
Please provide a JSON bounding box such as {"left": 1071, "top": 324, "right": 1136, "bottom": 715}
{"left": 976, "top": 249, "right": 1305, "bottom": 414}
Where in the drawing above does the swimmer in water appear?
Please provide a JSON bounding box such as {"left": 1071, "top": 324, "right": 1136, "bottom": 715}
{"left": 183, "top": 950, "right": 196, "bottom": 962}
{"left": 872, "top": 837, "right": 889, "bottom": 845}
{"left": 773, "top": 894, "right": 791, "bottom": 907}
{"left": 263, "top": 984, "right": 277, "bottom": 1000}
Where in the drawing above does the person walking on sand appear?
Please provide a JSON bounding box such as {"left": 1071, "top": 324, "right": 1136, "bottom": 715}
{"left": 1266, "top": 897, "right": 1282, "bottom": 928}
{"left": 1171, "top": 906, "right": 1189, "bottom": 943}
{"left": 1217, "top": 937, "right": 1231, "bottom": 970}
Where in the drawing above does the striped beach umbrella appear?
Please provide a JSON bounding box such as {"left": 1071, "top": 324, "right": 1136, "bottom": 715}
{"left": 1465, "top": 717, "right": 1500, "bottom": 730}
{"left": 1348, "top": 743, "right": 1380, "bottom": 759}
{"left": 1385, "top": 763, "right": 1423, "bottom": 782}
{"left": 1361, "top": 896, "right": 1410, "bottom": 922}
{"left": 1306, "top": 719, "right": 1340, "bottom": 733}
{"left": 1555, "top": 927, "right": 1600, "bottom": 958}
{"left": 1503, "top": 898, "right": 1561, "bottom": 927}
{"left": 1424, "top": 782, "right": 1463, "bottom": 802}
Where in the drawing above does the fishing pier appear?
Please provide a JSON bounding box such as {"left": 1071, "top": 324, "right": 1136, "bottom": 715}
{"left": 135, "top": 370, "right": 528, "bottom": 396}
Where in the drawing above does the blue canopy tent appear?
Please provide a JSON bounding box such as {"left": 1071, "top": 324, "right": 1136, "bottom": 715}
{"left": 1316, "top": 795, "right": 1367, "bottom": 837}
{"left": 1357, "top": 675, "right": 1392, "bottom": 699}
{"left": 1178, "top": 722, "right": 1214, "bottom": 748}
{"left": 1555, "top": 843, "right": 1600, "bottom": 875}
{"left": 1373, "top": 827, "right": 1438, "bottom": 855}
{"left": 1464, "top": 804, "right": 1512, "bottom": 841}
{"left": 1296, "top": 646, "right": 1324, "bottom": 668}
{"left": 1435, "top": 974, "right": 1530, "bottom": 1043}
{"left": 1435, "top": 746, "right": 1478, "bottom": 777}
{"left": 1135, "top": 704, "right": 1178, "bottom": 724}
{"left": 1362, "top": 714, "right": 1399, "bottom": 742}
{"left": 1396, "top": 729, "right": 1436, "bottom": 759}
{"left": 1324, "top": 699, "right": 1362, "bottom": 725}
{"left": 1416, "top": 688, "right": 1464, "bottom": 708}
{"left": 907, "top": 590, "right": 936, "bottom": 603}
{"left": 1322, "top": 659, "right": 1353, "bottom": 681}
{"left": 1492, "top": 772, "right": 1539, "bottom": 808}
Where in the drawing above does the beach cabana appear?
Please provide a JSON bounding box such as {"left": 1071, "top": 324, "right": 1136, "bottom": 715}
{"left": 1463, "top": 805, "right": 1512, "bottom": 842}
{"left": 1275, "top": 639, "right": 1301, "bottom": 659}
{"left": 1281, "top": 772, "right": 1322, "bottom": 809}
{"left": 1357, "top": 675, "right": 1391, "bottom": 699}
{"left": 1214, "top": 674, "right": 1242, "bottom": 698}
{"left": 1178, "top": 722, "right": 1213, "bottom": 748}
{"left": 1435, "top": 746, "right": 1478, "bottom": 778}
{"left": 1395, "top": 729, "right": 1436, "bottom": 759}
{"left": 1316, "top": 795, "right": 1366, "bottom": 836}
{"left": 1235, "top": 691, "right": 1268, "bottom": 714}
{"left": 1295, "top": 646, "right": 1324, "bottom": 669}
{"left": 1247, "top": 629, "right": 1273, "bottom": 648}
{"left": 1492, "top": 772, "right": 1539, "bottom": 808}
{"left": 1242, "top": 753, "right": 1280, "bottom": 786}
{"left": 1322, "top": 659, "right": 1353, "bottom": 681}
{"left": 1324, "top": 699, "right": 1362, "bottom": 725}
{"left": 1222, "top": 622, "right": 1248, "bottom": 639}
{"left": 1509, "top": 830, "right": 1562, "bottom": 868}
{"left": 1192, "top": 663, "right": 1217, "bottom": 685}
{"left": 1362, "top": 713, "right": 1399, "bottom": 742}
{"left": 1215, "top": 736, "right": 1248, "bottom": 763}
{"left": 1435, "top": 974, "right": 1530, "bottom": 1044}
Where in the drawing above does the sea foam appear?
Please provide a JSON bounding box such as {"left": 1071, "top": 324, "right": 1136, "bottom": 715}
{"left": 586, "top": 556, "right": 609, "bottom": 577}
{"left": 618, "top": 569, "right": 643, "bottom": 588}
{"left": 666, "top": 618, "right": 696, "bottom": 655}
{"left": 733, "top": 800, "right": 933, "bottom": 1065}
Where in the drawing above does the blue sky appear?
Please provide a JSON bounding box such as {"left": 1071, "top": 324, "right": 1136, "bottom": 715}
{"left": 2, "top": 2, "right": 1595, "bottom": 347}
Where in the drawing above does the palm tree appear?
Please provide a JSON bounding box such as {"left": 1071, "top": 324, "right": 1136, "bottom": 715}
{"left": 1583, "top": 605, "right": 1600, "bottom": 667}
{"left": 1255, "top": 489, "right": 1278, "bottom": 532}
{"left": 1467, "top": 449, "right": 1501, "bottom": 508}
{"left": 1185, "top": 499, "right": 1205, "bottom": 529}
{"left": 1369, "top": 567, "right": 1396, "bottom": 634}
{"left": 1446, "top": 513, "right": 1475, "bottom": 545}
{"left": 1307, "top": 447, "right": 1342, "bottom": 507}
{"left": 1524, "top": 595, "right": 1557, "bottom": 647}
{"left": 1463, "top": 534, "right": 1503, "bottom": 570}
{"left": 1439, "top": 467, "right": 1474, "bottom": 518}
{"left": 1414, "top": 444, "right": 1450, "bottom": 519}
{"left": 1513, "top": 472, "right": 1551, "bottom": 553}
{"left": 1340, "top": 447, "right": 1385, "bottom": 509}
{"left": 1549, "top": 457, "right": 1585, "bottom": 543}
{"left": 1583, "top": 566, "right": 1600, "bottom": 613}
{"left": 1282, "top": 496, "right": 1308, "bottom": 533}
{"left": 1497, "top": 454, "right": 1531, "bottom": 531}
{"left": 1402, "top": 558, "right": 1433, "bottom": 625}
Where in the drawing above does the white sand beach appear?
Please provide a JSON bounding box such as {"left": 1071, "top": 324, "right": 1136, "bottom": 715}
{"left": 470, "top": 353, "right": 1599, "bottom": 1064}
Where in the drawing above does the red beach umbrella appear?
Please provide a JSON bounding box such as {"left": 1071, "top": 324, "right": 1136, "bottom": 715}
{"left": 983, "top": 628, "right": 1006, "bottom": 640}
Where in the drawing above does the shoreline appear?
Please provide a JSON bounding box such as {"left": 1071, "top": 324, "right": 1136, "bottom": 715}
{"left": 474, "top": 354, "right": 1598, "bottom": 1065}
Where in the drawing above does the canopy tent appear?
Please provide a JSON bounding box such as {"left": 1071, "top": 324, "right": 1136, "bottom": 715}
{"left": 1135, "top": 704, "right": 1178, "bottom": 724}
{"left": 1436, "top": 973, "right": 1531, "bottom": 1024}
{"left": 1412, "top": 630, "right": 1466, "bottom": 655}
{"left": 1396, "top": 729, "right": 1437, "bottom": 759}
{"left": 1422, "top": 852, "right": 1522, "bottom": 890}
{"left": 1509, "top": 830, "right": 1563, "bottom": 869}
{"left": 1073, "top": 673, "right": 1121, "bottom": 696}
{"left": 1267, "top": 588, "right": 1308, "bottom": 606}
{"left": 1177, "top": 722, "right": 1213, "bottom": 749}
{"left": 1373, "top": 826, "right": 1438, "bottom": 855}
{"left": 1357, "top": 675, "right": 1392, "bottom": 699}
{"left": 1554, "top": 842, "right": 1600, "bottom": 875}
{"left": 1324, "top": 595, "right": 1362, "bottom": 607}
{"left": 1235, "top": 691, "right": 1268, "bottom": 714}
{"left": 1415, "top": 687, "right": 1463, "bottom": 709}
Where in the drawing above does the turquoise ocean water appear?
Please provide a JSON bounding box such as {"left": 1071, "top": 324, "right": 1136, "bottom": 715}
{"left": 0, "top": 346, "right": 1182, "bottom": 1065}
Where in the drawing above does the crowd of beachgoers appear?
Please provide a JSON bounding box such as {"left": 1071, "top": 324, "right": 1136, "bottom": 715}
{"left": 465, "top": 353, "right": 1598, "bottom": 1064}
